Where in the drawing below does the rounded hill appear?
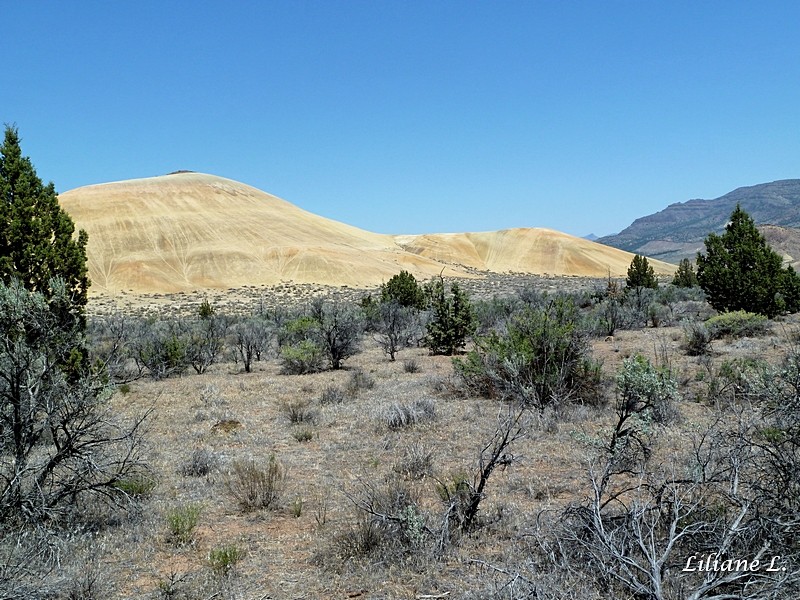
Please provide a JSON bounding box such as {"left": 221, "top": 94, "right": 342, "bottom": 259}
{"left": 59, "top": 172, "right": 674, "bottom": 295}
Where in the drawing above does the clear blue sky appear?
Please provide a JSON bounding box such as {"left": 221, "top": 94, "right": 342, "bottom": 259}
{"left": 5, "top": 1, "right": 800, "bottom": 237}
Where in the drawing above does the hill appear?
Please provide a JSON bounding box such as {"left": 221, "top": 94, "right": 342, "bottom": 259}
{"left": 59, "top": 172, "right": 674, "bottom": 295}
{"left": 597, "top": 179, "right": 800, "bottom": 265}
{"left": 394, "top": 228, "right": 670, "bottom": 278}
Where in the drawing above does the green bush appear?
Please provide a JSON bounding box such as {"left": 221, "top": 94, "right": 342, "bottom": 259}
{"left": 616, "top": 355, "right": 679, "bottom": 425}
{"left": 706, "top": 310, "right": 770, "bottom": 339}
{"left": 672, "top": 258, "right": 698, "bottom": 287}
{"left": 166, "top": 503, "right": 202, "bottom": 546}
{"left": 113, "top": 473, "right": 157, "bottom": 498}
{"left": 208, "top": 544, "right": 245, "bottom": 577}
{"left": 424, "top": 278, "right": 476, "bottom": 355}
{"left": 280, "top": 315, "right": 318, "bottom": 345}
{"left": 380, "top": 270, "right": 426, "bottom": 309}
{"left": 626, "top": 254, "right": 658, "bottom": 289}
{"left": 279, "top": 339, "right": 325, "bottom": 374}
{"left": 455, "top": 298, "right": 602, "bottom": 409}
{"left": 697, "top": 204, "right": 800, "bottom": 317}
{"left": 292, "top": 427, "right": 314, "bottom": 443}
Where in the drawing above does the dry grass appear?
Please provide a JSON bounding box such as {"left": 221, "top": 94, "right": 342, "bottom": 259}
{"left": 68, "top": 285, "right": 799, "bottom": 599}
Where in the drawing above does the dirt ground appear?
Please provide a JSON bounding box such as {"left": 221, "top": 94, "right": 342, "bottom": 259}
{"left": 76, "top": 277, "right": 798, "bottom": 599}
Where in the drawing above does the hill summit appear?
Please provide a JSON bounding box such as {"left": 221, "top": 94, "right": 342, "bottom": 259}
{"left": 59, "top": 172, "right": 674, "bottom": 294}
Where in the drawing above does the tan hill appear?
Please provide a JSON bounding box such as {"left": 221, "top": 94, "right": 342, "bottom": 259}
{"left": 59, "top": 172, "right": 674, "bottom": 295}
{"left": 395, "top": 228, "right": 676, "bottom": 277}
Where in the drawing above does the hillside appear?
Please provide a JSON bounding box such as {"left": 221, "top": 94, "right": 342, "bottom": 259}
{"left": 394, "top": 228, "right": 674, "bottom": 277}
{"left": 597, "top": 179, "right": 800, "bottom": 264}
{"left": 59, "top": 172, "right": 674, "bottom": 295}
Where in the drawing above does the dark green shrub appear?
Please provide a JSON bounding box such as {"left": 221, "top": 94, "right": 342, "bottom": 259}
{"left": 697, "top": 204, "right": 800, "bottom": 317}
{"left": 626, "top": 254, "right": 658, "bottom": 289}
{"left": 0, "top": 126, "right": 89, "bottom": 316}
{"left": 455, "top": 298, "right": 601, "bottom": 409}
{"left": 672, "top": 258, "right": 698, "bottom": 287}
{"left": 424, "top": 278, "right": 476, "bottom": 356}
{"left": 380, "top": 270, "right": 426, "bottom": 309}
{"left": 198, "top": 298, "right": 215, "bottom": 319}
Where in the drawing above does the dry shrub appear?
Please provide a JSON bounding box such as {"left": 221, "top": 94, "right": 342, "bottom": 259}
{"left": 320, "top": 384, "right": 345, "bottom": 405}
{"left": 226, "top": 456, "right": 285, "bottom": 512}
{"left": 402, "top": 358, "right": 420, "bottom": 373}
{"left": 178, "top": 447, "right": 217, "bottom": 477}
{"left": 392, "top": 442, "right": 434, "bottom": 480}
{"left": 383, "top": 399, "right": 436, "bottom": 430}
{"left": 345, "top": 368, "right": 376, "bottom": 398}
{"left": 279, "top": 398, "right": 317, "bottom": 424}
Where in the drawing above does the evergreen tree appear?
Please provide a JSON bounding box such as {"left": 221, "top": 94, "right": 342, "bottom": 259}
{"left": 626, "top": 254, "right": 658, "bottom": 289}
{"left": 424, "top": 277, "right": 476, "bottom": 355}
{"left": 697, "top": 204, "right": 800, "bottom": 317}
{"left": 0, "top": 126, "right": 89, "bottom": 317}
{"left": 380, "top": 270, "right": 425, "bottom": 309}
{"left": 672, "top": 258, "right": 698, "bottom": 287}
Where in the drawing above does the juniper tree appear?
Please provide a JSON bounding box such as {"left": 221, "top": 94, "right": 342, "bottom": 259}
{"left": 0, "top": 126, "right": 89, "bottom": 319}
{"left": 380, "top": 270, "right": 426, "bottom": 309}
{"left": 697, "top": 204, "right": 800, "bottom": 317}
{"left": 424, "top": 277, "right": 476, "bottom": 355}
{"left": 625, "top": 254, "right": 658, "bottom": 290}
{"left": 672, "top": 258, "right": 698, "bottom": 288}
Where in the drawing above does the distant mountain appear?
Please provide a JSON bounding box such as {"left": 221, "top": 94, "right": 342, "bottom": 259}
{"left": 583, "top": 233, "right": 599, "bottom": 241}
{"left": 597, "top": 179, "right": 800, "bottom": 265}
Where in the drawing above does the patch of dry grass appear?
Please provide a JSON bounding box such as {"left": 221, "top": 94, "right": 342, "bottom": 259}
{"left": 72, "top": 284, "right": 799, "bottom": 599}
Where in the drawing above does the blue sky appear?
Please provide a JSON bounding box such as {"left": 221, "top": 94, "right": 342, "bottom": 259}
{"left": 5, "top": 2, "right": 800, "bottom": 237}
